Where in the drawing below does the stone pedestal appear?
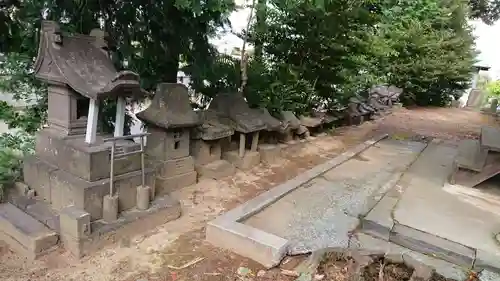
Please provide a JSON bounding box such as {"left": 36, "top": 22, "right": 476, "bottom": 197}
{"left": 23, "top": 129, "right": 155, "bottom": 221}
{"left": 223, "top": 150, "right": 261, "bottom": 170}
{"left": 191, "top": 139, "right": 235, "bottom": 180}
{"left": 258, "top": 144, "right": 282, "bottom": 165}
{"left": 147, "top": 127, "right": 197, "bottom": 194}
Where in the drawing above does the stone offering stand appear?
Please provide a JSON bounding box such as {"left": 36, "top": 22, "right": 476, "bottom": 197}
{"left": 0, "top": 22, "right": 404, "bottom": 261}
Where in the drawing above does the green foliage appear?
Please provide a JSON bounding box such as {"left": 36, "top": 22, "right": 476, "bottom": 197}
{"left": 487, "top": 80, "right": 500, "bottom": 98}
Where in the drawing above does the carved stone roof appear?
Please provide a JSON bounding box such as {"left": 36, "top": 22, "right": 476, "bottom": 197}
{"left": 258, "top": 108, "right": 282, "bottom": 132}
{"left": 208, "top": 92, "right": 266, "bottom": 133}
{"left": 192, "top": 110, "right": 234, "bottom": 141}
{"left": 279, "top": 111, "right": 301, "bottom": 130}
{"left": 34, "top": 21, "right": 148, "bottom": 100}
{"left": 136, "top": 83, "right": 200, "bottom": 129}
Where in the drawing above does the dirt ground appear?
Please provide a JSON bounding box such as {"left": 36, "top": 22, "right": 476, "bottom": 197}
{"left": 0, "top": 107, "right": 497, "bottom": 281}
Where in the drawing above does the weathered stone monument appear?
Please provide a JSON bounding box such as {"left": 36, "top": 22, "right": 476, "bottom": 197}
{"left": 256, "top": 108, "right": 284, "bottom": 164}
{"left": 277, "top": 111, "right": 302, "bottom": 142}
{"left": 137, "top": 83, "right": 199, "bottom": 193}
{"left": 191, "top": 109, "right": 236, "bottom": 179}
{"left": 0, "top": 21, "right": 181, "bottom": 259}
{"left": 208, "top": 92, "right": 266, "bottom": 170}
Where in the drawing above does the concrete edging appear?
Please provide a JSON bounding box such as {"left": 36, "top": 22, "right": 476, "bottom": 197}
{"left": 206, "top": 134, "right": 389, "bottom": 268}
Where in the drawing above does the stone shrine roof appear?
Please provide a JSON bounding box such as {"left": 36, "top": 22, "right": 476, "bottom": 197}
{"left": 136, "top": 83, "right": 200, "bottom": 129}
{"left": 192, "top": 110, "right": 234, "bottom": 141}
{"left": 208, "top": 92, "right": 266, "bottom": 133}
{"left": 258, "top": 108, "right": 282, "bottom": 132}
{"left": 34, "top": 21, "right": 148, "bottom": 100}
{"left": 279, "top": 111, "right": 301, "bottom": 130}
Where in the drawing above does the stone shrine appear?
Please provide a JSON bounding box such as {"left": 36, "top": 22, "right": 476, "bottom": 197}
{"left": 0, "top": 21, "right": 181, "bottom": 260}
{"left": 208, "top": 92, "right": 266, "bottom": 170}
{"left": 256, "top": 108, "right": 283, "bottom": 164}
{"left": 137, "top": 83, "right": 199, "bottom": 194}
{"left": 277, "top": 111, "right": 302, "bottom": 142}
{"left": 191, "top": 110, "right": 236, "bottom": 179}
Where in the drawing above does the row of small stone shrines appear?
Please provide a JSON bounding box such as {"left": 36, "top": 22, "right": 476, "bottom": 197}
{"left": 0, "top": 20, "right": 312, "bottom": 260}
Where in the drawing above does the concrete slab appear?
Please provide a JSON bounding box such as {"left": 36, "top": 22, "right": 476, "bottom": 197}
{"left": 481, "top": 126, "right": 500, "bottom": 151}
{"left": 244, "top": 138, "right": 426, "bottom": 255}
{"left": 0, "top": 203, "right": 59, "bottom": 259}
{"left": 361, "top": 194, "right": 398, "bottom": 240}
{"left": 456, "top": 139, "right": 487, "bottom": 172}
{"left": 206, "top": 134, "right": 389, "bottom": 268}
{"left": 394, "top": 141, "right": 500, "bottom": 272}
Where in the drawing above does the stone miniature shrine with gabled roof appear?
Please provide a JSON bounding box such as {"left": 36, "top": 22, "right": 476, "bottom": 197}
{"left": 0, "top": 21, "right": 182, "bottom": 261}
{"left": 137, "top": 83, "right": 199, "bottom": 194}
{"left": 208, "top": 92, "right": 266, "bottom": 170}
{"left": 191, "top": 110, "right": 236, "bottom": 179}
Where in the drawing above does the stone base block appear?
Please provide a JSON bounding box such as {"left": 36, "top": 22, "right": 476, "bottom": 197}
{"left": 156, "top": 171, "right": 197, "bottom": 195}
{"left": 34, "top": 128, "right": 141, "bottom": 182}
{"left": 24, "top": 156, "right": 155, "bottom": 221}
{"left": 136, "top": 185, "right": 151, "bottom": 210}
{"left": 155, "top": 156, "right": 195, "bottom": 178}
{"left": 258, "top": 144, "right": 281, "bottom": 164}
{"left": 223, "top": 150, "right": 261, "bottom": 171}
{"left": 196, "top": 159, "right": 236, "bottom": 180}
{"left": 103, "top": 195, "right": 118, "bottom": 222}
{"left": 0, "top": 203, "right": 59, "bottom": 260}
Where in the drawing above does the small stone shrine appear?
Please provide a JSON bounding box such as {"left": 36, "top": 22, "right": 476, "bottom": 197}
{"left": 277, "top": 111, "right": 302, "bottom": 142}
{"left": 208, "top": 92, "right": 266, "bottom": 170}
{"left": 0, "top": 21, "right": 181, "bottom": 260}
{"left": 191, "top": 109, "right": 236, "bottom": 179}
{"left": 137, "top": 83, "right": 199, "bottom": 194}
{"left": 256, "top": 108, "right": 283, "bottom": 164}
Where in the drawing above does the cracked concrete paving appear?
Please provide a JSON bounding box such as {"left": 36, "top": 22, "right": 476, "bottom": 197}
{"left": 244, "top": 138, "right": 427, "bottom": 254}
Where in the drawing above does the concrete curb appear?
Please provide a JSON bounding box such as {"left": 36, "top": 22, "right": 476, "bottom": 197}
{"left": 206, "top": 134, "right": 389, "bottom": 268}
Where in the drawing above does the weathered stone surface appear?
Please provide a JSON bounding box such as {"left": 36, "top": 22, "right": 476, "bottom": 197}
{"left": 35, "top": 129, "right": 142, "bottom": 182}
{"left": 156, "top": 171, "right": 197, "bottom": 195}
{"left": 196, "top": 159, "right": 235, "bottom": 180}
{"left": 480, "top": 126, "right": 500, "bottom": 152}
{"left": 299, "top": 116, "right": 322, "bottom": 128}
{"left": 208, "top": 92, "right": 266, "bottom": 133}
{"left": 0, "top": 203, "right": 59, "bottom": 259}
{"left": 279, "top": 111, "right": 301, "bottom": 130}
{"left": 146, "top": 127, "right": 191, "bottom": 161}
{"left": 474, "top": 249, "right": 500, "bottom": 273}
{"left": 136, "top": 83, "right": 200, "bottom": 129}
{"left": 103, "top": 195, "right": 118, "bottom": 222}
{"left": 455, "top": 139, "right": 487, "bottom": 172}
{"left": 155, "top": 156, "right": 195, "bottom": 178}
{"left": 389, "top": 223, "right": 475, "bottom": 267}
{"left": 361, "top": 194, "right": 398, "bottom": 240}
{"left": 258, "top": 108, "right": 282, "bottom": 131}
{"left": 223, "top": 150, "right": 261, "bottom": 170}
{"left": 192, "top": 109, "right": 234, "bottom": 141}
{"left": 59, "top": 206, "right": 91, "bottom": 239}
{"left": 206, "top": 220, "right": 289, "bottom": 269}
{"left": 34, "top": 20, "right": 147, "bottom": 101}
{"left": 190, "top": 139, "right": 222, "bottom": 166}
{"left": 258, "top": 144, "right": 282, "bottom": 164}
{"left": 480, "top": 270, "right": 500, "bottom": 281}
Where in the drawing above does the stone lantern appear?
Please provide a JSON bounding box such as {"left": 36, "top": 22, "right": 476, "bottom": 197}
{"left": 137, "top": 83, "right": 199, "bottom": 194}
{"left": 208, "top": 92, "right": 267, "bottom": 170}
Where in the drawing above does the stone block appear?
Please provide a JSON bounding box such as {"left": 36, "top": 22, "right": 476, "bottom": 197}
{"left": 59, "top": 206, "right": 91, "bottom": 239}
{"left": 103, "top": 195, "right": 118, "bottom": 222}
{"left": 389, "top": 223, "right": 475, "bottom": 267}
{"left": 361, "top": 195, "right": 397, "bottom": 240}
{"left": 223, "top": 150, "right": 261, "bottom": 170}
{"left": 0, "top": 203, "right": 59, "bottom": 259}
{"left": 60, "top": 234, "right": 87, "bottom": 258}
{"left": 258, "top": 144, "right": 281, "bottom": 164}
{"left": 23, "top": 156, "right": 56, "bottom": 203}
{"left": 196, "top": 159, "right": 236, "bottom": 180}
{"left": 25, "top": 201, "right": 60, "bottom": 232}
{"left": 47, "top": 164, "right": 155, "bottom": 221}
{"left": 155, "top": 156, "right": 195, "bottom": 178}
{"left": 156, "top": 171, "right": 197, "bottom": 195}
{"left": 190, "top": 139, "right": 222, "bottom": 166}
{"left": 474, "top": 249, "right": 500, "bottom": 273}
{"left": 481, "top": 126, "right": 500, "bottom": 152}
{"left": 136, "top": 185, "right": 151, "bottom": 210}
{"left": 34, "top": 129, "right": 142, "bottom": 182}
{"left": 206, "top": 220, "right": 289, "bottom": 269}
{"left": 455, "top": 139, "right": 487, "bottom": 172}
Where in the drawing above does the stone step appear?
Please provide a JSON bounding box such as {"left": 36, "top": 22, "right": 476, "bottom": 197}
{"left": 455, "top": 139, "right": 488, "bottom": 172}
{"left": 9, "top": 195, "right": 60, "bottom": 233}
{"left": 450, "top": 151, "right": 500, "bottom": 188}
{"left": 0, "top": 203, "right": 59, "bottom": 259}
{"left": 196, "top": 159, "right": 236, "bottom": 180}
{"left": 480, "top": 126, "right": 500, "bottom": 152}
